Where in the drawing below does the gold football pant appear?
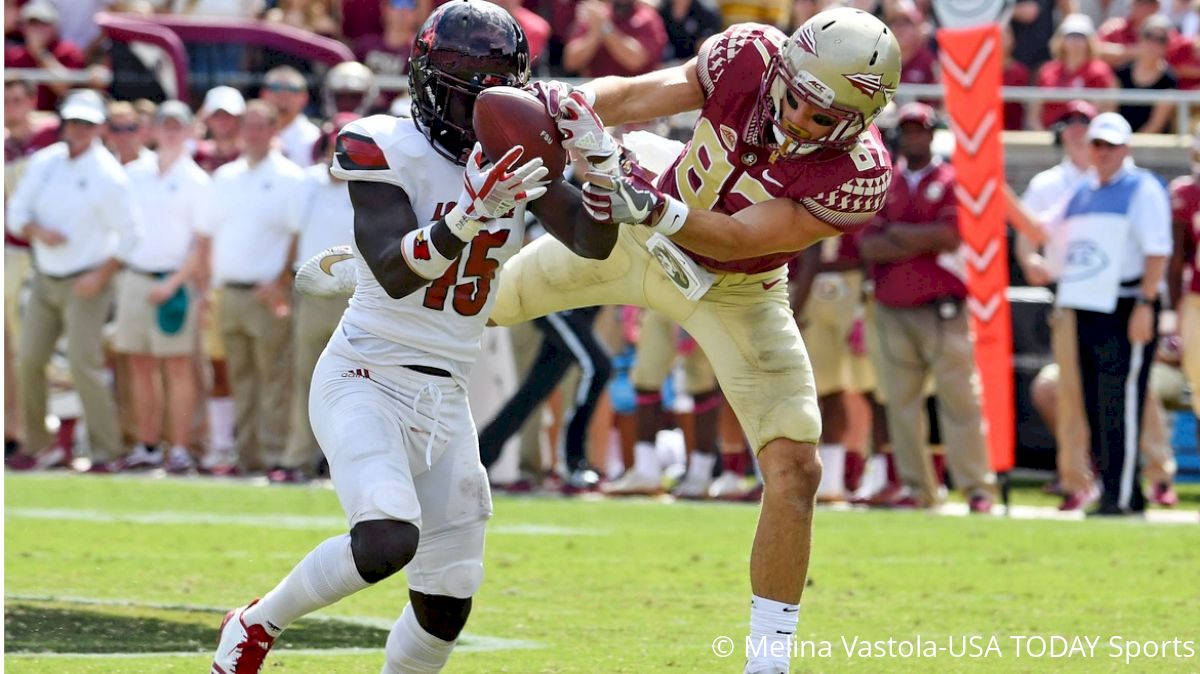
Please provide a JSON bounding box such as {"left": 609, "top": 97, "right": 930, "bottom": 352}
{"left": 491, "top": 226, "right": 820, "bottom": 452}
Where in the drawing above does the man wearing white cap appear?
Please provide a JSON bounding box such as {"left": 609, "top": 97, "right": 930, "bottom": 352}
{"left": 194, "top": 85, "right": 245, "bottom": 174}
{"left": 4, "top": 90, "right": 142, "bottom": 470}
{"left": 1009, "top": 112, "right": 1172, "bottom": 516}
{"left": 113, "top": 100, "right": 211, "bottom": 474}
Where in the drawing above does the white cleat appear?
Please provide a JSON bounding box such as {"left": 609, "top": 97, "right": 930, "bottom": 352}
{"left": 601, "top": 470, "right": 663, "bottom": 496}
{"left": 708, "top": 471, "right": 746, "bottom": 499}
{"left": 120, "top": 444, "right": 163, "bottom": 470}
{"left": 295, "top": 245, "right": 358, "bottom": 297}
{"left": 671, "top": 473, "right": 712, "bottom": 500}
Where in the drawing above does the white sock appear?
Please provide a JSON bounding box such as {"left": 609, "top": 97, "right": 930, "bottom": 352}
{"left": 816, "top": 443, "right": 845, "bottom": 499}
{"left": 633, "top": 441, "right": 659, "bottom": 478}
{"left": 381, "top": 603, "right": 456, "bottom": 674}
{"left": 746, "top": 594, "right": 798, "bottom": 673}
{"left": 207, "top": 397, "right": 235, "bottom": 451}
{"left": 244, "top": 534, "right": 370, "bottom": 636}
{"left": 687, "top": 451, "right": 717, "bottom": 481}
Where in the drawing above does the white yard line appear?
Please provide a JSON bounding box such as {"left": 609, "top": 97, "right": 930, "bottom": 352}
{"left": 4, "top": 507, "right": 609, "bottom": 536}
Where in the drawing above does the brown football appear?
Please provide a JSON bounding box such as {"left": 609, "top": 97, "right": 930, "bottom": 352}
{"left": 472, "top": 86, "right": 567, "bottom": 182}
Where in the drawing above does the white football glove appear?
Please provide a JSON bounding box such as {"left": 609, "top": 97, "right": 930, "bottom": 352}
{"left": 528, "top": 81, "right": 618, "bottom": 173}
{"left": 450, "top": 144, "right": 549, "bottom": 241}
{"left": 295, "top": 245, "right": 358, "bottom": 297}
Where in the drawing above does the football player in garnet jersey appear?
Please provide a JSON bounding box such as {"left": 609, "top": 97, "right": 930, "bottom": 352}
{"left": 211, "top": 2, "right": 613, "bottom": 673}
{"left": 503, "top": 8, "right": 900, "bottom": 673}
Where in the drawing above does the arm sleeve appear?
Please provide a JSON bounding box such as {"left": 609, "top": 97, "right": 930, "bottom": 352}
{"left": 1135, "top": 175, "right": 1174, "bottom": 257}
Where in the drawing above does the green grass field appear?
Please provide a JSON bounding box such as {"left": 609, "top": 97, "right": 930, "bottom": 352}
{"left": 4, "top": 473, "right": 1199, "bottom": 673}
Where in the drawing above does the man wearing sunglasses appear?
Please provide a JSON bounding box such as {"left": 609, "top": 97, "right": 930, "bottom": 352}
{"left": 261, "top": 66, "right": 320, "bottom": 167}
{"left": 1008, "top": 112, "right": 1172, "bottom": 517}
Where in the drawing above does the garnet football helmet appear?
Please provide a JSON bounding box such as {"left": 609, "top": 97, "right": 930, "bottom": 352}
{"left": 323, "top": 61, "right": 378, "bottom": 118}
{"left": 760, "top": 7, "right": 900, "bottom": 154}
{"left": 409, "top": 0, "right": 531, "bottom": 165}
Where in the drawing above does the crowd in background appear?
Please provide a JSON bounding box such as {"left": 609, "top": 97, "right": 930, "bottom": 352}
{"left": 3, "top": 0, "right": 1198, "bottom": 513}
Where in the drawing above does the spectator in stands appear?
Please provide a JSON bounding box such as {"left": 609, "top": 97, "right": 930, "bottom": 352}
{"left": 169, "top": 0, "right": 261, "bottom": 93}
{"left": 104, "top": 101, "right": 152, "bottom": 165}
{"left": 660, "top": 0, "right": 723, "bottom": 63}
{"left": 262, "top": 66, "right": 321, "bottom": 167}
{"left": 274, "top": 113, "right": 357, "bottom": 485}
{"left": 354, "top": 2, "right": 417, "bottom": 85}
{"left": 1009, "top": 0, "right": 1073, "bottom": 72}
{"left": 194, "top": 86, "right": 244, "bottom": 173}
{"left": 4, "top": 1, "right": 86, "bottom": 111}
{"left": 113, "top": 101, "right": 210, "bottom": 474}
{"left": 1008, "top": 113, "right": 1171, "bottom": 517}
{"left": 1099, "top": 0, "right": 1176, "bottom": 67}
{"left": 858, "top": 103, "right": 996, "bottom": 512}
{"left": 1002, "top": 22, "right": 1032, "bottom": 130}
{"left": 563, "top": 0, "right": 668, "bottom": 78}
{"left": 5, "top": 91, "right": 141, "bottom": 471}
{"left": 1030, "top": 14, "right": 1118, "bottom": 131}
{"left": 1013, "top": 99, "right": 1099, "bottom": 509}
{"left": 889, "top": 3, "right": 938, "bottom": 88}
{"left": 195, "top": 99, "right": 305, "bottom": 475}
{"left": 787, "top": 0, "right": 819, "bottom": 29}
{"left": 266, "top": 0, "right": 340, "bottom": 36}
{"left": 1167, "top": 25, "right": 1200, "bottom": 88}
{"left": 494, "top": 0, "right": 551, "bottom": 65}
{"left": 1116, "top": 14, "right": 1179, "bottom": 133}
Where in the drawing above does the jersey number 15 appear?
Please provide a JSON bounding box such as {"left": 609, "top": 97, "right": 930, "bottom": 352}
{"left": 422, "top": 229, "right": 510, "bottom": 316}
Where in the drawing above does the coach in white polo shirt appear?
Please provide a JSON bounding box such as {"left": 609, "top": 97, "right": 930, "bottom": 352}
{"left": 196, "top": 99, "right": 306, "bottom": 473}
{"left": 114, "top": 101, "right": 212, "bottom": 473}
{"left": 1010, "top": 112, "right": 1172, "bottom": 516}
{"left": 5, "top": 91, "right": 141, "bottom": 469}
{"left": 262, "top": 66, "right": 320, "bottom": 167}
{"left": 273, "top": 114, "right": 357, "bottom": 484}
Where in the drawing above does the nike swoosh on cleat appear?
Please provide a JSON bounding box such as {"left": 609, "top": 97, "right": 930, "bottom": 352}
{"left": 320, "top": 253, "right": 354, "bottom": 276}
{"left": 762, "top": 279, "right": 783, "bottom": 290}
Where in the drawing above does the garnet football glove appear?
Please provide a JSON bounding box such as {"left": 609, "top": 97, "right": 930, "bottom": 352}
{"left": 449, "top": 143, "right": 550, "bottom": 241}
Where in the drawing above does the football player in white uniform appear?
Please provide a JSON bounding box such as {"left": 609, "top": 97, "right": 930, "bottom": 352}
{"left": 210, "top": 3, "right": 612, "bottom": 673}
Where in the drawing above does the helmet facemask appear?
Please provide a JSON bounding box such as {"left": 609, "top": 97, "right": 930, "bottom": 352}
{"left": 411, "top": 65, "right": 521, "bottom": 165}
{"left": 760, "top": 54, "right": 865, "bottom": 157}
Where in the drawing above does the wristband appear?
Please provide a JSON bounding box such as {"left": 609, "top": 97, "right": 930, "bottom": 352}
{"left": 653, "top": 195, "right": 689, "bottom": 236}
{"left": 444, "top": 205, "right": 486, "bottom": 243}
{"left": 401, "top": 225, "right": 457, "bottom": 280}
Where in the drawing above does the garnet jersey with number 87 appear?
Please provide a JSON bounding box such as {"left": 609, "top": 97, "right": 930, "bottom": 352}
{"left": 656, "top": 24, "right": 893, "bottom": 274}
{"left": 330, "top": 114, "right": 527, "bottom": 376}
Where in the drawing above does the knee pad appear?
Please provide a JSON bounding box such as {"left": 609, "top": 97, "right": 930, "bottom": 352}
{"left": 350, "top": 519, "right": 420, "bottom": 584}
{"left": 405, "top": 521, "right": 486, "bottom": 599}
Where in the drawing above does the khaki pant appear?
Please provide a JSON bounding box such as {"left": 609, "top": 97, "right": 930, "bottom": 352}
{"left": 218, "top": 286, "right": 292, "bottom": 471}
{"left": 282, "top": 292, "right": 348, "bottom": 470}
{"left": 1049, "top": 308, "right": 1176, "bottom": 492}
{"left": 802, "top": 270, "right": 875, "bottom": 396}
{"left": 870, "top": 303, "right": 995, "bottom": 504}
{"left": 1179, "top": 294, "right": 1200, "bottom": 418}
{"left": 18, "top": 272, "right": 122, "bottom": 460}
{"left": 631, "top": 309, "right": 716, "bottom": 394}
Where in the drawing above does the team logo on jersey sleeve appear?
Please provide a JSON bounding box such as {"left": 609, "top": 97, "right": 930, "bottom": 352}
{"left": 336, "top": 132, "right": 388, "bottom": 171}
{"left": 843, "top": 72, "right": 894, "bottom": 100}
{"left": 412, "top": 230, "right": 432, "bottom": 261}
